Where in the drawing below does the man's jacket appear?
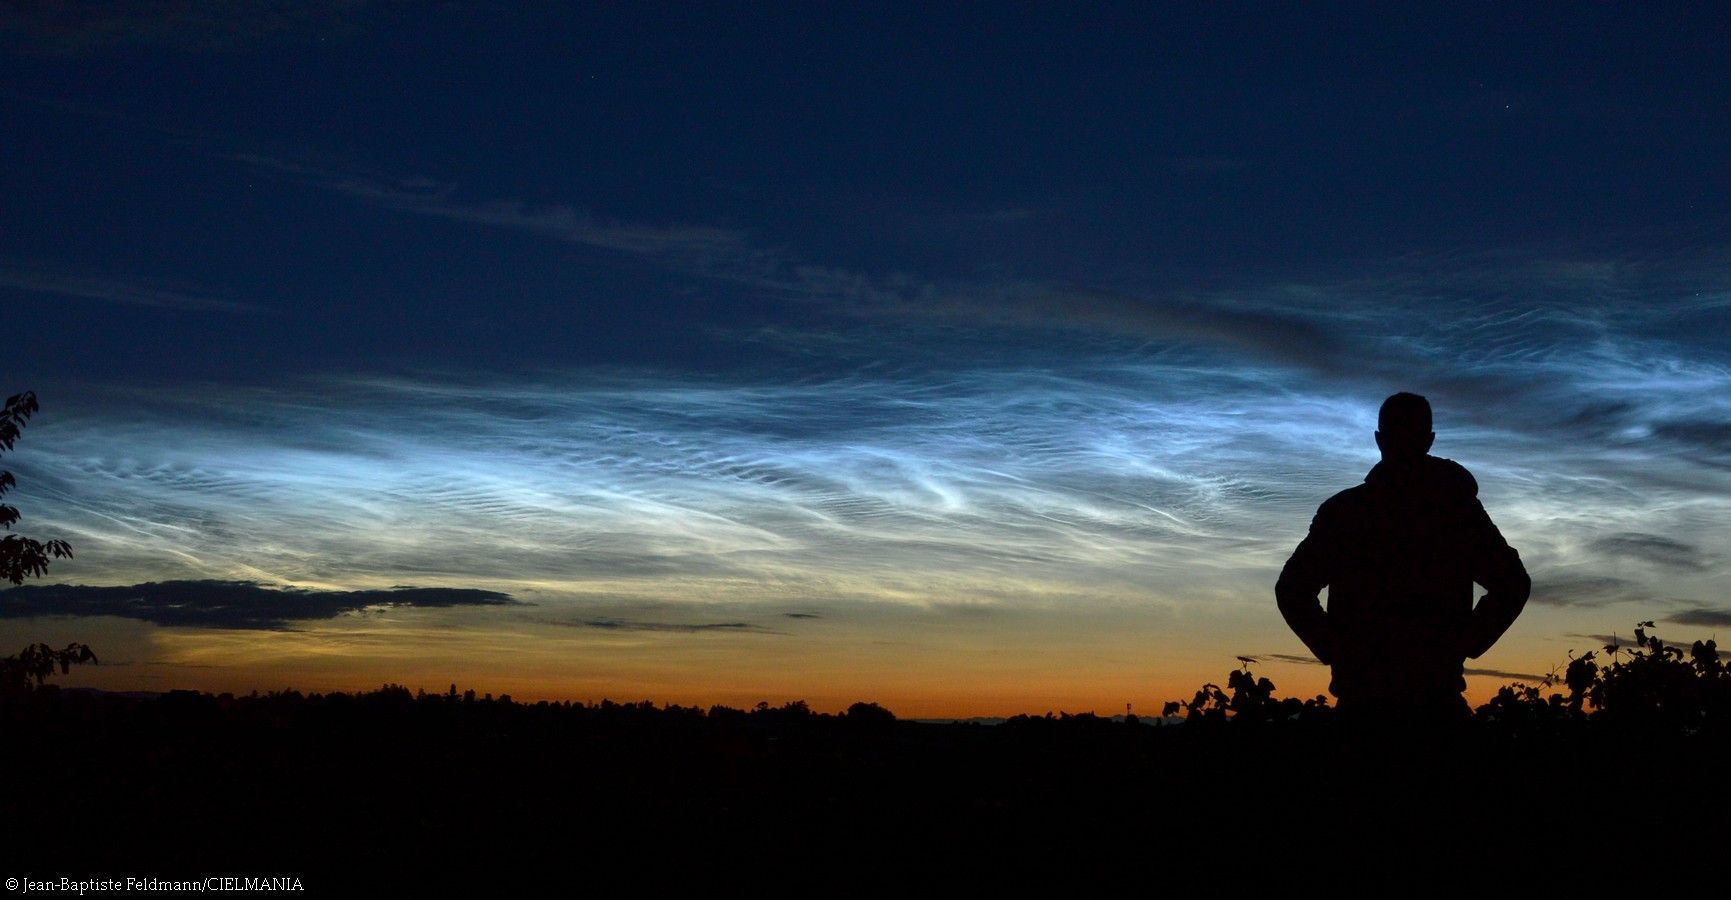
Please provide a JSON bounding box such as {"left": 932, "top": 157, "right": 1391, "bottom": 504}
{"left": 1276, "top": 454, "right": 1531, "bottom": 707}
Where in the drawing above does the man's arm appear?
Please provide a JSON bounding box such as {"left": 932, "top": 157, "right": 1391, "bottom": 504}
{"left": 1461, "top": 500, "right": 1531, "bottom": 659}
{"left": 1276, "top": 505, "right": 1337, "bottom": 666}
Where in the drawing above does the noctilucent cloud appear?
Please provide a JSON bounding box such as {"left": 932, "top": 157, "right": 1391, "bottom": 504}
{"left": 4, "top": 5, "right": 1730, "bottom": 715}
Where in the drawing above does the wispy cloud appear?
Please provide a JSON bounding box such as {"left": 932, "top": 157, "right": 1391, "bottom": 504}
{"left": 229, "top": 153, "right": 772, "bottom": 279}
{"left": 0, "top": 267, "right": 254, "bottom": 313}
{"left": 222, "top": 152, "right": 1731, "bottom": 479}
{"left": 1463, "top": 666, "right": 1550, "bottom": 682}
{"left": 1, "top": 0, "right": 374, "bottom": 55}
{"left": 1249, "top": 653, "right": 1325, "bottom": 666}
{"left": 218, "top": 152, "right": 1413, "bottom": 381}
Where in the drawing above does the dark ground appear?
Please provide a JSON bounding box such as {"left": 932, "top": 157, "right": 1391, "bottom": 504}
{"left": 6, "top": 685, "right": 1728, "bottom": 892}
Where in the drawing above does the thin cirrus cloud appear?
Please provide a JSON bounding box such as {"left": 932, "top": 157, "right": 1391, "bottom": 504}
{"left": 0, "top": 1, "right": 375, "bottom": 55}
{"left": 246, "top": 150, "right": 1731, "bottom": 438}
{"left": 232, "top": 151, "right": 1731, "bottom": 471}
{"left": 227, "top": 153, "right": 773, "bottom": 280}
{"left": 224, "top": 148, "right": 1731, "bottom": 443}
{"left": 0, "top": 267, "right": 255, "bottom": 314}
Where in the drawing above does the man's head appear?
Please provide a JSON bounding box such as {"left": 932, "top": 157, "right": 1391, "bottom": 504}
{"left": 1375, "top": 392, "right": 1435, "bottom": 461}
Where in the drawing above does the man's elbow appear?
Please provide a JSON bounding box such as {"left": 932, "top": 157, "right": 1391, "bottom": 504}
{"left": 1274, "top": 574, "right": 1311, "bottom": 616}
{"left": 1493, "top": 550, "right": 1532, "bottom": 605}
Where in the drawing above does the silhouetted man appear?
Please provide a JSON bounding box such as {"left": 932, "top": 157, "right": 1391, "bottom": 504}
{"left": 1276, "top": 392, "right": 1530, "bottom": 721}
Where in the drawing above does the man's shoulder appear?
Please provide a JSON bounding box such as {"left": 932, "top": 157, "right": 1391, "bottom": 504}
{"left": 1423, "top": 455, "right": 1481, "bottom": 497}
{"left": 1358, "top": 455, "right": 1482, "bottom": 503}
{"left": 1313, "top": 484, "right": 1373, "bottom": 522}
{"left": 1310, "top": 456, "right": 1492, "bottom": 535}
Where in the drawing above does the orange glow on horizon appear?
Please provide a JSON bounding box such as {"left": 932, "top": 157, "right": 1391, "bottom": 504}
{"left": 33, "top": 650, "right": 1527, "bottom": 720}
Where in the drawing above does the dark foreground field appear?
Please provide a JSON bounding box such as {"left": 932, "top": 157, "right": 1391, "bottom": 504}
{"left": 6, "top": 681, "right": 1729, "bottom": 891}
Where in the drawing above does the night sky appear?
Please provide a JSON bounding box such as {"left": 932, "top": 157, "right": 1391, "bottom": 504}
{"left": 5, "top": 4, "right": 1731, "bottom": 715}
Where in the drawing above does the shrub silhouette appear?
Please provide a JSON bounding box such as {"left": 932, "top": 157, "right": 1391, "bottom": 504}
{"left": 1163, "top": 660, "right": 1331, "bottom": 723}
{"left": 1552, "top": 622, "right": 1728, "bottom": 733}
{"left": 1170, "top": 620, "right": 1731, "bottom": 735}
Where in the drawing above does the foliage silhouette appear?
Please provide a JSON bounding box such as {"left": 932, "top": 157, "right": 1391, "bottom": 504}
{"left": 0, "top": 390, "right": 91, "bottom": 694}
{"left": 0, "top": 641, "right": 97, "bottom": 697}
{"left": 1162, "top": 660, "right": 1332, "bottom": 724}
{"left": 1169, "top": 619, "right": 1731, "bottom": 737}
{"left": 1475, "top": 621, "right": 1731, "bottom": 735}
{"left": 0, "top": 391, "right": 73, "bottom": 585}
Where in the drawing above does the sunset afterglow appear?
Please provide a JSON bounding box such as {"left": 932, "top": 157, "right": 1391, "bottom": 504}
{"left": 6, "top": 5, "right": 1730, "bottom": 716}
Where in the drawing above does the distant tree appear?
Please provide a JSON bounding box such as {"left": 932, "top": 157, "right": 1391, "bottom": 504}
{"left": 844, "top": 701, "right": 896, "bottom": 726}
{"left": 1, "top": 390, "right": 91, "bottom": 695}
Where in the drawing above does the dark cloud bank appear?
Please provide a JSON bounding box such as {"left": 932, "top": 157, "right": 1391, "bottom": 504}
{"left": 1667, "top": 607, "right": 1731, "bottom": 628}
{"left": 1589, "top": 533, "right": 1708, "bottom": 571}
{"left": 0, "top": 580, "right": 515, "bottom": 629}
{"left": 569, "top": 619, "right": 766, "bottom": 634}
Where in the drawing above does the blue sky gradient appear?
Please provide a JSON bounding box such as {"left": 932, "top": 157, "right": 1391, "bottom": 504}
{"left": 4, "top": 4, "right": 1730, "bottom": 713}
